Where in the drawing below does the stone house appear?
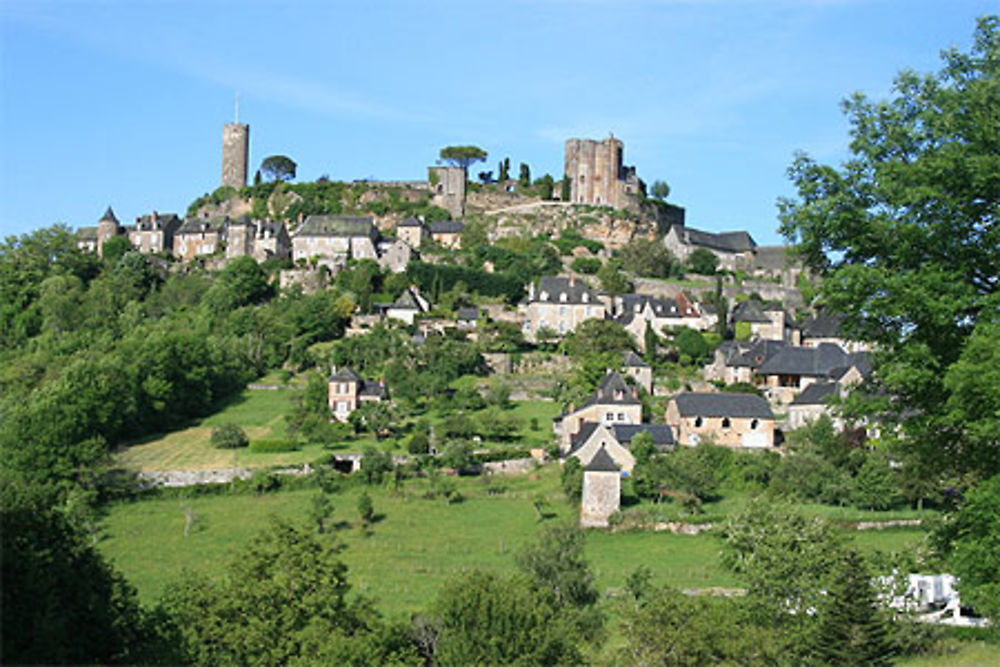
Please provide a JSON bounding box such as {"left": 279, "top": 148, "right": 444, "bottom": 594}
{"left": 456, "top": 306, "right": 481, "bottom": 330}
{"left": 292, "top": 215, "right": 378, "bottom": 268}
{"left": 428, "top": 220, "right": 465, "bottom": 249}
{"left": 799, "top": 311, "right": 870, "bottom": 352}
{"left": 174, "top": 217, "right": 225, "bottom": 262}
{"left": 129, "top": 211, "right": 182, "bottom": 254}
{"left": 228, "top": 217, "right": 291, "bottom": 263}
{"left": 787, "top": 382, "right": 842, "bottom": 430}
{"left": 666, "top": 392, "right": 775, "bottom": 448}
{"left": 567, "top": 422, "right": 675, "bottom": 474}
{"left": 754, "top": 342, "right": 868, "bottom": 406}
{"left": 580, "top": 446, "right": 622, "bottom": 528}
{"left": 396, "top": 216, "right": 428, "bottom": 249}
{"left": 555, "top": 371, "right": 643, "bottom": 450}
{"left": 328, "top": 366, "right": 387, "bottom": 423}
{"left": 732, "top": 300, "right": 798, "bottom": 343}
{"left": 622, "top": 351, "right": 653, "bottom": 394}
{"left": 377, "top": 238, "right": 413, "bottom": 273}
{"left": 76, "top": 227, "right": 98, "bottom": 253}
{"left": 383, "top": 285, "right": 431, "bottom": 325}
{"left": 704, "top": 339, "right": 787, "bottom": 385}
{"left": 663, "top": 225, "right": 757, "bottom": 272}
{"left": 750, "top": 245, "right": 802, "bottom": 286}
{"left": 613, "top": 293, "right": 716, "bottom": 349}
{"left": 522, "top": 275, "right": 607, "bottom": 341}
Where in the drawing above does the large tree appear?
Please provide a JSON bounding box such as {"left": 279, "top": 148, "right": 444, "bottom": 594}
{"left": 438, "top": 145, "right": 487, "bottom": 171}
{"left": 260, "top": 155, "right": 297, "bottom": 182}
{"left": 778, "top": 16, "right": 1000, "bottom": 481}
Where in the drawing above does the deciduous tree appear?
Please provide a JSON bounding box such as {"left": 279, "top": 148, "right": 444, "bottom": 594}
{"left": 438, "top": 145, "right": 487, "bottom": 171}
{"left": 260, "top": 154, "right": 297, "bottom": 182}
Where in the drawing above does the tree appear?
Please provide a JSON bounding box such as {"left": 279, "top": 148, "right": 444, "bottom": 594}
{"left": 811, "top": 550, "right": 895, "bottom": 666}
{"left": 160, "top": 518, "right": 415, "bottom": 665}
{"left": 518, "top": 162, "right": 531, "bottom": 187}
{"left": 597, "top": 259, "right": 633, "bottom": 294}
{"left": 357, "top": 490, "right": 374, "bottom": 524}
{"left": 933, "top": 474, "right": 1000, "bottom": 624}
{"left": 498, "top": 157, "right": 510, "bottom": 181}
{"left": 2, "top": 479, "right": 157, "bottom": 664}
{"left": 260, "top": 155, "right": 297, "bottom": 182}
{"left": 429, "top": 571, "right": 583, "bottom": 666}
{"left": 618, "top": 238, "right": 680, "bottom": 279}
{"left": 650, "top": 180, "right": 671, "bottom": 200}
{"left": 535, "top": 173, "right": 555, "bottom": 200}
{"left": 476, "top": 170, "right": 492, "bottom": 184}
{"left": 560, "top": 456, "right": 583, "bottom": 502}
{"left": 564, "top": 318, "right": 635, "bottom": 359}
{"left": 687, "top": 247, "right": 719, "bottom": 275}
{"left": 210, "top": 423, "right": 248, "bottom": 449}
{"left": 778, "top": 17, "right": 1000, "bottom": 480}
{"left": 560, "top": 177, "right": 571, "bottom": 201}
{"left": 438, "top": 145, "right": 487, "bottom": 171}
{"left": 515, "top": 522, "right": 599, "bottom": 610}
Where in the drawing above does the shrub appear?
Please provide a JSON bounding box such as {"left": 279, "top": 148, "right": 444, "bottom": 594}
{"left": 211, "top": 423, "right": 249, "bottom": 449}
{"left": 248, "top": 439, "right": 300, "bottom": 453}
{"left": 570, "top": 257, "right": 602, "bottom": 275}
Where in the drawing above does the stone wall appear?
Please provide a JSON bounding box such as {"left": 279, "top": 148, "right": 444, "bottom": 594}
{"left": 581, "top": 469, "right": 621, "bottom": 527}
{"left": 222, "top": 123, "right": 249, "bottom": 189}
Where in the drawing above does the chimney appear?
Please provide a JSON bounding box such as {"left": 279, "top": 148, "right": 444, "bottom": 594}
{"left": 569, "top": 273, "right": 576, "bottom": 287}
{"left": 298, "top": 212, "right": 304, "bottom": 224}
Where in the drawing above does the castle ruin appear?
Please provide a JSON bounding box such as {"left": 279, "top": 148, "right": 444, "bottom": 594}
{"left": 222, "top": 122, "right": 249, "bottom": 189}
{"left": 428, "top": 166, "right": 466, "bottom": 218}
{"left": 564, "top": 135, "right": 645, "bottom": 210}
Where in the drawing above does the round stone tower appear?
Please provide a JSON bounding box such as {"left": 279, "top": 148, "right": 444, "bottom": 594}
{"left": 221, "top": 122, "right": 249, "bottom": 189}
{"left": 96, "top": 205, "right": 121, "bottom": 258}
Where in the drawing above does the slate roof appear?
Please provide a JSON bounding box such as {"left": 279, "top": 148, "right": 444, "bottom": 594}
{"left": 791, "top": 382, "right": 839, "bottom": 406}
{"left": 570, "top": 422, "right": 601, "bottom": 450}
{"left": 532, "top": 275, "right": 600, "bottom": 304}
{"left": 728, "top": 340, "right": 786, "bottom": 368}
{"left": 616, "top": 295, "right": 683, "bottom": 322}
{"left": 135, "top": 212, "right": 181, "bottom": 231}
{"left": 391, "top": 287, "right": 426, "bottom": 311}
{"left": 428, "top": 220, "right": 464, "bottom": 234}
{"left": 580, "top": 371, "right": 641, "bottom": 408}
{"left": 329, "top": 367, "right": 362, "bottom": 382}
{"left": 177, "top": 217, "right": 224, "bottom": 234}
{"left": 751, "top": 245, "right": 792, "bottom": 271}
{"left": 99, "top": 206, "right": 119, "bottom": 224}
{"left": 801, "top": 311, "right": 846, "bottom": 339}
{"left": 359, "top": 380, "right": 387, "bottom": 399}
{"left": 398, "top": 216, "right": 424, "bottom": 228}
{"left": 674, "top": 392, "right": 774, "bottom": 419}
{"left": 684, "top": 227, "right": 757, "bottom": 254}
{"left": 298, "top": 215, "right": 375, "bottom": 238}
{"left": 732, "top": 300, "right": 771, "bottom": 323}
{"left": 622, "top": 351, "right": 650, "bottom": 368}
{"left": 77, "top": 226, "right": 98, "bottom": 240}
{"left": 611, "top": 424, "right": 675, "bottom": 449}
{"left": 456, "top": 306, "right": 480, "bottom": 320}
{"left": 829, "top": 352, "right": 873, "bottom": 380}
{"left": 756, "top": 343, "right": 849, "bottom": 378}
{"left": 584, "top": 445, "right": 621, "bottom": 472}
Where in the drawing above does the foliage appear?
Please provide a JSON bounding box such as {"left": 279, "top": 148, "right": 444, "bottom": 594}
{"left": 570, "top": 256, "right": 602, "bottom": 274}
{"left": 428, "top": 571, "right": 584, "bottom": 666}
{"left": 534, "top": 173, "right": 555, "bottom": 200}
{"left": 248, "top": 438, "right": 299, "bottom": 453}
{"left": 617, "top": 237, "right": 681, "bottom": 279}
{"left": 359, "top": 446, "right": 394, "bottom": 485}
{"left": 518, "top": 162, "right": 531, "bottom": 187}
{"left": 632, "top": 445, "right": 724, "bottom": 502}
{"left": 670, "top": 326, "right": 713, "bottom": 365}
{"left": 811, "top": 549, "right": 895, "bottom": 666}
{"left": 1, "top": 478, "right": 158, "bottom": 664}
{"left": 438, "top": 145, "right": 487, "bottom": 170}
{"left": 477, "top": 320, "right": 525, "bottom": 352}
{"left": 260, "top": 154, "right": 297, "bottom": 182}
{"left": 357, "top": 490, "right": 375, "bottom": 523}
{"left": 210, "top": 423, "right": 249, "bottom": 449}
{"left": 649, "top": 180, "right": 671, "bottom": 200}
{"left": 159, "top": 518, "right": 416, "bottom": 665}
{"left": 515, "top": 522, "right": 599, "bottom": 610}
{"left": 553, "top": 229, "right": 603, "bottom": 255}
{"left": 933, "top": 475, "right": 1000, "bottom": 624}
{"left": 686, "top": 247, "right": 719, "bottom": 275}
{"left": 405, "top": 261, "right": 524, "bottom": 304}
{"left": 722, "top": 499, "right": 845, "bottom": 635}
{"left": 777, "top": 17, "right": 1000, "bottom": 481}
{"left": 597, "top": 258, "right": 633, "bottom": 294}
{"left": 564, "top": 318, "right": 635, "bottom": 359}
{"left": 560, "top": 456, "right": 583, "bottom": 502}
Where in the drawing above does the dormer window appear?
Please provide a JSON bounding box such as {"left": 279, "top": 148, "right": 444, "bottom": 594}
{"left": 540, "top": 291, "right": 549, "bottom": 301}
{"left": 694, "top": 417, "right": 703, "bottom": 428}
{"left": 722, "top": 417, "right": 731, "bottom": 429}
{"left": 559, "top": 293, "right": 567, "bottom": 302}
{"left": 582, "top": 293, "right": 589, "bottom": 303}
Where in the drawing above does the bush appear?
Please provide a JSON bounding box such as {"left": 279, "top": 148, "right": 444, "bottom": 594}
{"left": 248, "top": 439, "right": 300, "bottom": 453}
{"left": 407, "top": 432, "right": 430, "bottom": 455}
{"left": 570, "top": 257, "right": 602, "bottom": 274}
{"left": 211, "top": 424, "right": 249, "bottom": 449}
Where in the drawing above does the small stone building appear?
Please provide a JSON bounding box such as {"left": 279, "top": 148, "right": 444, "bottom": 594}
{"left": 555, "top": 371, "right": 643, "bottom": 450}
{"left": 174, "top": 218, "right": 225, "bottom": 262}
{"left": 396, "top": 216, "right": 428, "bottom": 249}
{"left": 292, "top": 215, "right": 378, "bottom": 268}
{"left": 622, "top": 351, "right": 653, "bottom": 394}
{"left": 580, "top": 446, "right": 621, "bottom": 528}
{"left": 328, "top": 366, "right": 387, "bottom": 423}
{"left": 522, "top": 275, "right": 606, "bottom": 341}
{"left": 428, "top": 220, "right": 465, "bottom": 249}
{"left": 129, "top": 212, "right": 181, "bottom": 254}
{"left": 666, "top": 392, "right": 775, "bottom": 448}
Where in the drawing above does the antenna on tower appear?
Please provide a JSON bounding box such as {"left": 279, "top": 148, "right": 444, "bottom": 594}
{"left": 234, "top": 92, "right": 240, "bottom": 124}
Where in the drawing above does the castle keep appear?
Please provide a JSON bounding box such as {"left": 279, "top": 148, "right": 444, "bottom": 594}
{"left": 222, "top": 122, "right": 249, "bottom": 188}
{"left": 564, "top": 136, "right": 644, "bottom": 210}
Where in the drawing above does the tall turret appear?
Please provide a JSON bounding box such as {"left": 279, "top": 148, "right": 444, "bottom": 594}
{"left": 222, "top": 122, "right": 249, "bottom": 189}
{"left": 96, "top": 206, "right": 122, "bottom": 258}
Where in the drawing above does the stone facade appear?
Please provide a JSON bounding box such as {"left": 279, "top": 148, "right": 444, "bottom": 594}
{"left": 129, "top": 212, "right": 181, "bottom": 254}
{"left": 396, "top": 217, "right": 428, "bottom": 249}
{"left": 429, "top": 166, "right": 466, "bottom": 218}
{"left": 666, "top": 392, "right": 775, "bottom": 448}
{"left": 556, "top": 372, "right": 643, "bottom": 449}
{"left": 222, "top": 122, "right": 249, "bottom": 189}
{"left": 174, "top": 218, "right": 225, "bottom": 262}
{"left": 96, "top": 206, "right": 123, "bottom": 258}
{"left": 522, "top": 275, "right": 606, "bottom": 341}
{"left": 580, "top": 446, "right": 621, "bottom": 528}
{"left": 292, "top": 215, "right": 378, "bottom": 268}
{"left": 564, "top": 136, "right": 644, "bottom": 210}
{"left": 328, "top": 366, "right": 387, "bottom": 423}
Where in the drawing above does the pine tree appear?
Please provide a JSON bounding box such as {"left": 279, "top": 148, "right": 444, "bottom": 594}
{"left": 812, "top": 549, "right": 895, "bottom": 666}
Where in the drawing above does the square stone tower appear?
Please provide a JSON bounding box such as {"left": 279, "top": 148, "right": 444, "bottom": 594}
{"left": 222, "top": 122, "right": 249, "bottom": 189}
{"left": 564, "top": 135, "right": 645, "bottom": 210}
{"left": 428, "top": 166, "right": 466, "bottom": 219}
{"left": 580, "top": 446, "right": 622, "bottom": 528}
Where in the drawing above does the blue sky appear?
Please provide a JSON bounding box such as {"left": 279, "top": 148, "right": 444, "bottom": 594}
{"left": 1, "top": 1, "right": 995, "bottom": 245}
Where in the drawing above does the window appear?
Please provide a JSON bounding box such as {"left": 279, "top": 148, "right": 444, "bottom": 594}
{"left": 694, "top": 417, "right": 703, "bottom": 428}
{"left": 618, "top": 413, "right": 625, "bottom": 421}
{"left": 559, "top": 292, "right": 567, "bottom": 302}
{"left": 750, "top": 419, "right": 759, "bottom": 430}
{"left": 559, "top": 306, "right": 568, "bottom": 316}
{"left": 605, "top": 412, "right": 613, "bottom": 423}
{"left": 722, "top": 417, "right": 731, "bottom": 429}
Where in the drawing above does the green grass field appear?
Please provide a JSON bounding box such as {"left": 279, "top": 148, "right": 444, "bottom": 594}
{"left": 99, "top": 462, "right": 930, "bottom": 621}
{"left": 114, "top": 385, "right": 559, "bottom": 471}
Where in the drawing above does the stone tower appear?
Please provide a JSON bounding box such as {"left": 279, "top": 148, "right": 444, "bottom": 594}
{"left": 428, "top": 166, "right": 466, "bottom": 219}
{"left": 222, "top": 122, "right": 249, "bottom": 189}
{"left": 580, "top": 445, "right": 622, "bottom": 528}
{"left": 96, "top": 206, "right": 122, "bottom": 258}
{"left": 564, "top": 135, "right": 645, "bottom": 210}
